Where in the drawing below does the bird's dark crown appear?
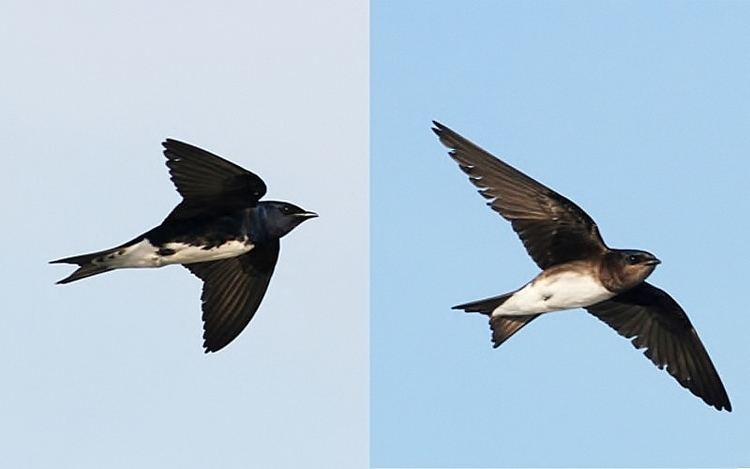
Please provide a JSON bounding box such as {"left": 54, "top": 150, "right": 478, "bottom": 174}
{"left": 257, "top": 201, "right": 318, "bottom": 239}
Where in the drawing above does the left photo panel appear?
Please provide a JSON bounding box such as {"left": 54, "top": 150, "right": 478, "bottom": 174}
{"left": 3, "top": 1, "right": 368, "bottom": 468}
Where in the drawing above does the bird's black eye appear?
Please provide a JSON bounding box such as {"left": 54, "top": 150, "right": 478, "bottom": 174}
{"left": 627, "top": 255, "right": 639, "bottom": 265}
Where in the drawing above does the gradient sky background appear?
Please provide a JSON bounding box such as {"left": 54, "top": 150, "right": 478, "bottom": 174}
{"left": 3, "top": 1, "right": 366, "bottom": 468}
{"left": 372, "top": 2, "right": 749, "bottom": 467}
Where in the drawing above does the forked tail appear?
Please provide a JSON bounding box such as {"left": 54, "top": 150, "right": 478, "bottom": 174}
{"left": 453, "top": 292, "right": 540, "bottom": 348}
{"left": 50, "top": 249, "right": 117, "bottom": 284}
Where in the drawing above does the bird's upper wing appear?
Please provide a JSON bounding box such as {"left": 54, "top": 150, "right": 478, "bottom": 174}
{"left": 162, "top": 139, "right": 267, "bottom": 221}
{"left": 586, "top": 282, "right": 731, "bottom": 411}
{"left": 185, "top": 240, "right": 280, "bottom": 353}
{"left": 433, "top": 121, "right": 606, "bottom": 269}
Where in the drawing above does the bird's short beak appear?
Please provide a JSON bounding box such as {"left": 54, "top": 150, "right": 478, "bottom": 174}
{"left": 295, "top": 211, "right": 319, "bottom": 219}
{"left": 645, "top": 258, "right": 661, "bottom": 266}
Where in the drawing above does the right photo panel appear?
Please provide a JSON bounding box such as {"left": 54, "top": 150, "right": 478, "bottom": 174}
{"left": 371, "top": 2, "right": 749, "bottom": 467}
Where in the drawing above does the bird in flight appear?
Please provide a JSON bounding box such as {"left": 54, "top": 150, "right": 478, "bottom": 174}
{"left": 51, "top": 139, "right": 317, "bottom": 353}
{"left": 433, "top": 121, "right": 731, "bottom": 411}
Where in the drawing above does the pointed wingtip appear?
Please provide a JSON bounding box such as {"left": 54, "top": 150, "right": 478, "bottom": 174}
{"left": 715, "top": 397, "right": 732, "bottom": 412}
{"left": 162, "top": 138, "right": 195, "bottom": 155}
{"left": 431, "top": 120, "right": 446, "bottom": 137}
{"left": 202, "top": 340, "right": 216, "bottom": 354}
{"left": 162, "top": 138, "right": 178, "bottom": 153}
{"left": 202, "top": 340, "right": 224, "bottom": 354}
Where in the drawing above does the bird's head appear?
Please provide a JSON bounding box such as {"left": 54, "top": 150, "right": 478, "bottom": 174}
{"left": 603, "top": 249, "right": 661, "bottom": 292}
{"left": 258, "top": 201, "right": 318, "bottom": 239}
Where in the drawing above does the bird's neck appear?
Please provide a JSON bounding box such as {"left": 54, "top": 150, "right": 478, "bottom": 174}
{"left": 243, "top": 207, "right": 273, "bottom": 243}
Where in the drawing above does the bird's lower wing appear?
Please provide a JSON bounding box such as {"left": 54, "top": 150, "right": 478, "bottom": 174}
{"left": 185, "top": 240, "right": 280, "bottom": 353}
{"left": 585, "top": 282, "right": 731, "bottom": 411}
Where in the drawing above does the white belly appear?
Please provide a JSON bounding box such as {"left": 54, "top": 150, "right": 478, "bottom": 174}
{"left": 492, "top": 271, "right": 614, "bottom": 317}
{"left": 101, "top": 238, "right": 254, "bottom": 268}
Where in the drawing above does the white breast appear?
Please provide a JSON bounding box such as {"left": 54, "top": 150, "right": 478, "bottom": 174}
{"left": 101, "top": 238, "right": 254, "bottom": 269}
{"left": 492, "top": 270, "right": 614, "bottom": 317}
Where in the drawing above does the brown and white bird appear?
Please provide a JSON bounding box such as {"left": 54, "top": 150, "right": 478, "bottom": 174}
{"left": 433, "top": 121, "right": 731, "bottom": 412}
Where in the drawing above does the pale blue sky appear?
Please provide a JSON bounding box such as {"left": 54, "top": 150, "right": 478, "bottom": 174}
{"left": 6, "top": 1, "right": 750, "bottom": 468}
{"left": 372, "top": 1, "right": 749, "bottom": 467}
{"left": 2, "top": 1, "right": 367, "bottom": 468}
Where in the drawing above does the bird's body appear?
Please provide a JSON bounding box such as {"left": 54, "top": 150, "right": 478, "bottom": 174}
{"left": 491, "top": 263, "right": 613, "bottom": 316}
{"left": 52, "top": 139, "right": 317, "bottom": 352}
{"left": 55, "top": 211, "right": 256, "bottom": 276}
{"left": 433, "top": 121, "right": 731, "bottom": 411}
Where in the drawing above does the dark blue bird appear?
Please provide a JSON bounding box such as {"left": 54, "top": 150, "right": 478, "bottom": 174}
{"left": 51, "top": 139, "right": 317, "bottom": 352}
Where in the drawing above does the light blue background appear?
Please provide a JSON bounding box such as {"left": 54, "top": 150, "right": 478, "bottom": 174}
{"left": 3, "top": 1, "right": 367, "bottom": 468}
{"left": 372, "top": 2, "right": 749, "bottom": 467}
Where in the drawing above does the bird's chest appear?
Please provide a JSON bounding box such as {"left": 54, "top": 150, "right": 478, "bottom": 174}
{"left": 496, "top": 270, "right": 614, "bottom": 316}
